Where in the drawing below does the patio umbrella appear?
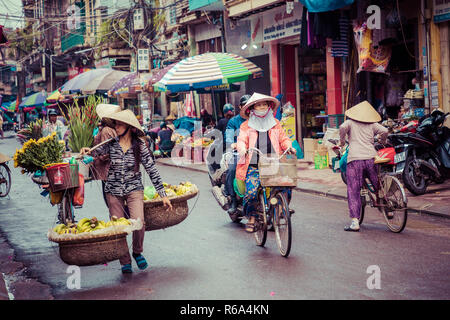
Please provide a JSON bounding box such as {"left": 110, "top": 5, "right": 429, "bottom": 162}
{"left": 19, "top": 91, "right": 48, "bottom": 108}
{"left": 2, "top": 100, "right": 16, "bottom": 112}
{"left": 46, "top": 89, "right": 62, "bottom": 103}
{"left": 60, "top": 68, "right": 111, "bottom": 94}
{"left": 153, "top": 52, "right": 263, "bottom": 93}
{"left": 108, "top": 72, "right": 152, "bottom": 97}
{"left": 81, "top": 69, "right": 131, "bottom": 94}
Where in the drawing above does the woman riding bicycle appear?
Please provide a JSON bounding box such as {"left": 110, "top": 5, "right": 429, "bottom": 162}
{"left": 339, "top": 101, "right": 388, "bottom": 232}
{"left": 236, "top": 93, "right": 296, "bottom": 233}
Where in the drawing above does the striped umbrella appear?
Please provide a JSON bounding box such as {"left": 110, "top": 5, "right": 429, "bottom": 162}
{"left": 60, "top": 69, "right": 110, "bottom": 94}
{"left": 153, "top": 52, "right": 263, "bottom": 93}
{"left": 19, "top": 91, "right": 48, "bottom": 108}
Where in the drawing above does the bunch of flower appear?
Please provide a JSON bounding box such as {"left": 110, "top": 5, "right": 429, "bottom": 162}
{"left": 16, "top": 119, "right": 43, "bottom": 145}
{"left": 62, "top": 96, "right": 101, "bottom": 153}
{"left": 13, "top": 132, "right": 65, "bottom": 174}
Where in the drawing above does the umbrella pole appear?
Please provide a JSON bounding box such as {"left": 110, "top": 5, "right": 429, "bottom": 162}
{"left": 211, "top": 88, "right": 218, "bottom": 124}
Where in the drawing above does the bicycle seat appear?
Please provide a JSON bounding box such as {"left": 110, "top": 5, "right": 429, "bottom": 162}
{"left": 374, "top": 156, "right": 390, "bottom": 164}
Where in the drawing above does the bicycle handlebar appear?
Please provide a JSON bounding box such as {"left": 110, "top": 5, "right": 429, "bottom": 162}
{"left": 247, "top": 147, "right": 292, "bottom": 161}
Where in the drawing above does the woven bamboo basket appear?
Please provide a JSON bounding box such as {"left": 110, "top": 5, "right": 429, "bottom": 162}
{"left": 143, "top": 189, "right": 198, "bottom": 231}
{"left": 48, "top": 219, "right": 142, "bottom": 266}
{"left": 58, "top": 233, "right": 129, "bottom": 266}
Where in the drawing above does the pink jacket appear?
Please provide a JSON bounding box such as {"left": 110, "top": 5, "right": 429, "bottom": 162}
{"left": 236, "top": 120, "right": 292, "bottom": 181}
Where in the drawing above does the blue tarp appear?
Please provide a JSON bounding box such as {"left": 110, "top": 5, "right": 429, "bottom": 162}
{"left": 299, "top": 0, "right": 354, "bottom": 12}
{"left": 173, "top": 116, "right": 202, "bottom": 135}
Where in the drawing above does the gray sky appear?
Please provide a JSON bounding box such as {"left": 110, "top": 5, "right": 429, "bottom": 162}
{"left": 0, "top": 0, "right": 24, "bottom": 29}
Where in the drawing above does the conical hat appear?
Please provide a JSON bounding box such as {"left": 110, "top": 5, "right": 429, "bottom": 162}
{"left": 96, "top": 103, "right": 121, "bottom": 119}
{"left": 103, "top": 109, "right": 144, "bottom": 136}
{"left": 240, "top": 93, "right": 280, "bottom": 119}
{"left": 0, "top": 153, "right": 11, "bottom": 163}
{"left": 345, "top": 101, "right": 381, "bottom": 123}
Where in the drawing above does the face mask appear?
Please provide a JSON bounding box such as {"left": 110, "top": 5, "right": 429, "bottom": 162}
{"left": 252, "top": 109, "right": 270, "bottom": 117}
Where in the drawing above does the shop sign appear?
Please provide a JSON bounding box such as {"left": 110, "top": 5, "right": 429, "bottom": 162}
{"left": 433, "top": 0, "right": 450, "bottom": 23}
{"left": 95, "top": 58, "right": 113, "bottom": 69}
{"left": 430, "top": 81, "right": 439, "bottom": 108}
{"left": 251, "top": 3, "right": 303, "bottom": 42}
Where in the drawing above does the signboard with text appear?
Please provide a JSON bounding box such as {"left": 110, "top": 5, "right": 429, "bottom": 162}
{"left": 433, "top": 0, "right": 450, "bottom": 23}
{"left": 250, "top": 3, "right": 303, "bottom": 43}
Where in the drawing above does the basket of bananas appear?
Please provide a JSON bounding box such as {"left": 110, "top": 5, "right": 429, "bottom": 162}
{"left": 143, "top": 181, "right": 198, "bottom": 231}
{"left": 47, "top": 216, "right": 142, "bottom": 266}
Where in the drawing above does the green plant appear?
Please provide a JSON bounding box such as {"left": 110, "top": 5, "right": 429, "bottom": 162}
{"left": 62, "top": 96, "right": 101, "bottom": 153}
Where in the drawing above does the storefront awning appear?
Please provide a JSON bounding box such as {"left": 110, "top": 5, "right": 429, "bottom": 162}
{"left": 298, "top": 0, "right": 354, "bottom": 12}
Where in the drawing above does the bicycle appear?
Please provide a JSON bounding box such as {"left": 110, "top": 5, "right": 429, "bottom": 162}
{"left": 358, "top": 157, "right": 408, "bottom": 233}
{"left": 0, "top": 153, "right": 12, "bottom": 197}
{"left": 247, "top": 147, "right": 297, "bottom": 257}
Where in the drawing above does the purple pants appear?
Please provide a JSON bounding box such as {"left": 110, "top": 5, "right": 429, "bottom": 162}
{"left": 346, "top": 159, "right": 379, "bottom": 219}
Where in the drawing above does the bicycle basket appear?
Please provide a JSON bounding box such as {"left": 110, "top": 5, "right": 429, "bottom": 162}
{"left": 258, "top": 154, "right": 299, "bottom": 187}
{"left": 45, "top": 163, "right": 79, "bottom": 192}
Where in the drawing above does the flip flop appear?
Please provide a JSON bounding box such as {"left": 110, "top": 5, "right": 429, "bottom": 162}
{"left": 133, "top": 254, "right": 148, "bottom": 270}
{"left": 121, "top": 264, "right": 132, "bottom": 274}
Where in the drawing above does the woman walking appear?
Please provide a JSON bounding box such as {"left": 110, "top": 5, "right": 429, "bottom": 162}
{"left": 236, "top": 93, "right": 295, "bottom": 232}
{"left": 339, "top": 101, "right": 388, "bottom": 232}
{"left": 81, "top": 109, "right": 172, "bottom": 273}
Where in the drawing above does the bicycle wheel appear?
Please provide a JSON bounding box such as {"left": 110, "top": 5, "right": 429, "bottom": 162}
{"left": 273, "top": 191, "right": 292, "bottom": 257}
{"left": 254, "top": 191, "right": 267, "bottom": 247}
{"left": 58, "top": 191, "right": 74, "bottom": 225}
{"left": 380, "top": 175, "right": 408, "bottom": 233}
{"left": 0, "top": 163, "right": 11, "bottom": 197}
{"left": 359, "top": 193, "right": 366, "bottom": 226}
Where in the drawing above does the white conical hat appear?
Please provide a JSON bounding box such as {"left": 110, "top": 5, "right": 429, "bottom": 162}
{"left": 239, "top": 92, "right": 280, "bottom": 119}
{"left": 345, "top": 101, "right": 381, "bottom": 123}
{"left": 103, "top": 109, "right": 144, "bottom": 136}
{"left": 96, "top": 103, "right": 121, "bottom": 119}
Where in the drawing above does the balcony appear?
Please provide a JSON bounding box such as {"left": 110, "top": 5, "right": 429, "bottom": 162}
{"left": 224, "top": 0, "right": 282, "bottom": 18}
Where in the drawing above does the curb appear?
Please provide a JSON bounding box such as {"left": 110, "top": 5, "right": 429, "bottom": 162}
{"left": 0, "top": 273, "right": 12, "bottom": 300}
{"left": 156, "top": 160, "right": 450, "bottom": 219}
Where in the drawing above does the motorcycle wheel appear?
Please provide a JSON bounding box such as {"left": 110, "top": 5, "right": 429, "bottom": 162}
{"left": 402, "top": 156, "right": 428, "bottom": 195}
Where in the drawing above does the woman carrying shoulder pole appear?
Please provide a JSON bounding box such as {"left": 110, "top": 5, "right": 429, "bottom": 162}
{"left": 81, "top": 109, "right": 172, "bottom": 274}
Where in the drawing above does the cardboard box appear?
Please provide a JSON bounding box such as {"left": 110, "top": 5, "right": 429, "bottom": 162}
{"left": 304, "top": 150, "right": 315, "bottom": 162}
{"left": 303, "top": 138, "right": 319, "bottom": 152}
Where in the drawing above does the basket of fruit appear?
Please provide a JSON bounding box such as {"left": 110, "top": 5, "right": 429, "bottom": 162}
{"left": 48, "top": 216, "right": 142, "bottom": 266}
{"left": 143, "top": 181, "right": 198, "bottom": 231}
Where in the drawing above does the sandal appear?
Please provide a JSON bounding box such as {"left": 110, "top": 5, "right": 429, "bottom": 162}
{"left": 133, "top": 253, "right": 148, "bottom": 270}
{"left": 121, "top": 263, "right": 132, "bottom": 274}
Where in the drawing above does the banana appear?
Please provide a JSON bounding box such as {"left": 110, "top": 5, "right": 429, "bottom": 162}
{"left": 53, "top": 224, "right": 66, "bottom": 234}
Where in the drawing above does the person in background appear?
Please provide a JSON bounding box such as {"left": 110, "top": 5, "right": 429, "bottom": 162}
{"left": 92, "top": 104, "right": 120, "bottom": 207}
{"left": 42, "top": 109, "right": 65, "bottom": 140}
{"left": 157, "top": 122, "right": 175, "bottom": 155}
{"left": 201, "top": 108, "right": 214, "bottom": 128}
{"left": 339, "top": 101, "right": 389, "bottom": 232}
{"left": 224, "top": 95, "right": 251, "bottom": 215}
{"left": 216, "top": 103, "right": 235, "bottom": 150}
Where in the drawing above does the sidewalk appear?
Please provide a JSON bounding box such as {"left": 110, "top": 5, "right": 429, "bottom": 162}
{"left": 156, "top": 158, "right": 450, "bottom": 219}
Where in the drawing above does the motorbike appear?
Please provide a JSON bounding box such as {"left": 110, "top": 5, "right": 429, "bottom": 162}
{"left": 391, "top": 110, "right": 450, "bottom": 195}
{"left": 207, "top": 147, "right": 245, "bottom": 223}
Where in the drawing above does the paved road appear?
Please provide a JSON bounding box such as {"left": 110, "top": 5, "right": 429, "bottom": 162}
{"left": 1, "top": 135, "right": 449, "bottom": 300}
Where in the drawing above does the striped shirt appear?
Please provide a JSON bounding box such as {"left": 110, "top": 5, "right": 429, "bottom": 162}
{"left": 92, "top": 137, "right": 167, "bottom": 198}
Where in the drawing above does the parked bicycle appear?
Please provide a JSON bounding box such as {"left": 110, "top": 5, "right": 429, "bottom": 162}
{"left": 248, "top": 147, "right": 297, "bottom": 257}
{"left": 0, "top": 153, "right": 12, "bottom": 197}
